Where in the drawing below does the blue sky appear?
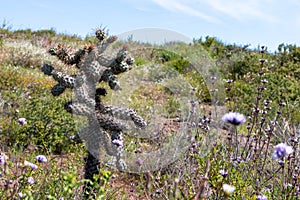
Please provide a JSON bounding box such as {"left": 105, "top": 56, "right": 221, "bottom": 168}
{"left": 1, "top": 0, "right": 300, "bottom": 52}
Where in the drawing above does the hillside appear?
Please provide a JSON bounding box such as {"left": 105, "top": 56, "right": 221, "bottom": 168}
{"left": 0, "top": 27, "right": 299, "bottom": 199}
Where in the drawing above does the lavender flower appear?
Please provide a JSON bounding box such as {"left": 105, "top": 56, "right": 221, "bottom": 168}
{"left": 7, "top": 180, "right": 13, "bottom": 185}
{"left": 136, "top": 158, "right": 143, "bottom": 166}
{"left": 222, "top": 184, "right": 235, "bottom": 196}
{"left": 17, "top": 118, "right": 27, "bottom": 125}
{"left": 222, "top": 112, "right": 246, "bottom": 126}
{"left": 112, "top": 139, "right": 123, "bottom": 147}
{"left": 219, "top": 169, "right": 228, "bottom": 178}
{"left": 27, "top": 177, "right": 34, "bottom": 184}
{"left": 261, "top": 79, "right": 268, "bottom": 84}
{"left": 272, "top": 143, "right": 294, "bottom": 159}
{"left": 0, "top": 157, "right": 5, "bottom": 165}
{"left": 36, "top": 155, "right": 48, "bottom": 163}
{"left": 18, "top": 192, "right": 26, "bottom": 198}
{"left": 278, "top": 160, "right": 284, "bottom": 165}
{"left": 24, "top": 160, "right": 38, "bottom": 170}
{"left": 257, "top": 195, "right": 268, "bottom": 200}
{"left": 156, "top": 189, "right": 162, "bottom": 194}
{"left": 0, "top": 154, "right": 8, "bottom": 165}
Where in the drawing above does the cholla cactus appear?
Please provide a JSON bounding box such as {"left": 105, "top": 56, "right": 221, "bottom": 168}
{"left": 41, "top": 27, "right": 146, "bottom": 194}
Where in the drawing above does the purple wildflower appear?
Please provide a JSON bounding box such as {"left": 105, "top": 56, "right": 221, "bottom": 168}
{"left": 278, "top": 160, "right": 284, "bottom": 165}
{"left": 0, "top": 154, "right": 8, "bottom": 165}
{"left": 17, "top": 118, "right": 27, "bottom": 125}
{"left": 31, "top": 164, "right": 38, "bottom": 170}
{"left": 27, "top": 177, "right": 34, "bottom": 184}
{"left": 136, "top": 158, "right": 143, "bottom": 166}
{"left": 272, "top": 143, "right": 294, "bottom": 159}
{"left": 18, "top": 192, "right": 26, "bottom": 198}
{"left": 36, "top": 155, "right": 48, "bottom": 163}
{"left": 219, "top": 169, "right": 228, "bottom": 178}
{"left": 222, "top": 112, "right": 246, "bottom": 126}
{"left": 156, "top": 189, "right": 162, "bottom": 194}
{"left": 24, "top": 160, "right": 38, "bottom": 170}
{"left": 261, "top": 79, "right": 268, "bottom": 84}
{"left": 257, "top": 195, "right": 268, "bottom": 200}
{"left": 0, "top": 157, "right": 5, "bottom": 165}
{"left": 112, "top": 139, "right": 123, "bottom": 147}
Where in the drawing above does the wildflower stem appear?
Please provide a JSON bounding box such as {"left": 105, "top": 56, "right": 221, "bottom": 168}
{"left": 234, "top": 127, "right": 238, "bottom": 158}
{"left": 261, "top": 115, "right": 279, "bottom": 171}
{"left": 241, "top": 104, "right": 259, "bottom": 160}
{"left": 260, "top": 166, "right": 282, "bottom": 188}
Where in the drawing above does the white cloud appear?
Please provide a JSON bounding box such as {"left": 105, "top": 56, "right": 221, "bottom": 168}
{"left": 30, "top": 1, "right": 64, "bottom": 13}
{"left": 151, "top": 0, "right": 279, "bottom": 23}
{"left": 151, "top": 0, "right": 221, "bottom": 23}
{"left": 202, "top": 0, "right": 278, "bottom": 22}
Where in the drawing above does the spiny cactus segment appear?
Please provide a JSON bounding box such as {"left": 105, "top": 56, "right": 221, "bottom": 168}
{"left": 41, "top": 27, "right": 147, "bottom": 194}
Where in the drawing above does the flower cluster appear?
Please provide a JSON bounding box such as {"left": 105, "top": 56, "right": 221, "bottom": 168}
{"left": 24, "top": 154, "right": 48, "bottom": 170}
